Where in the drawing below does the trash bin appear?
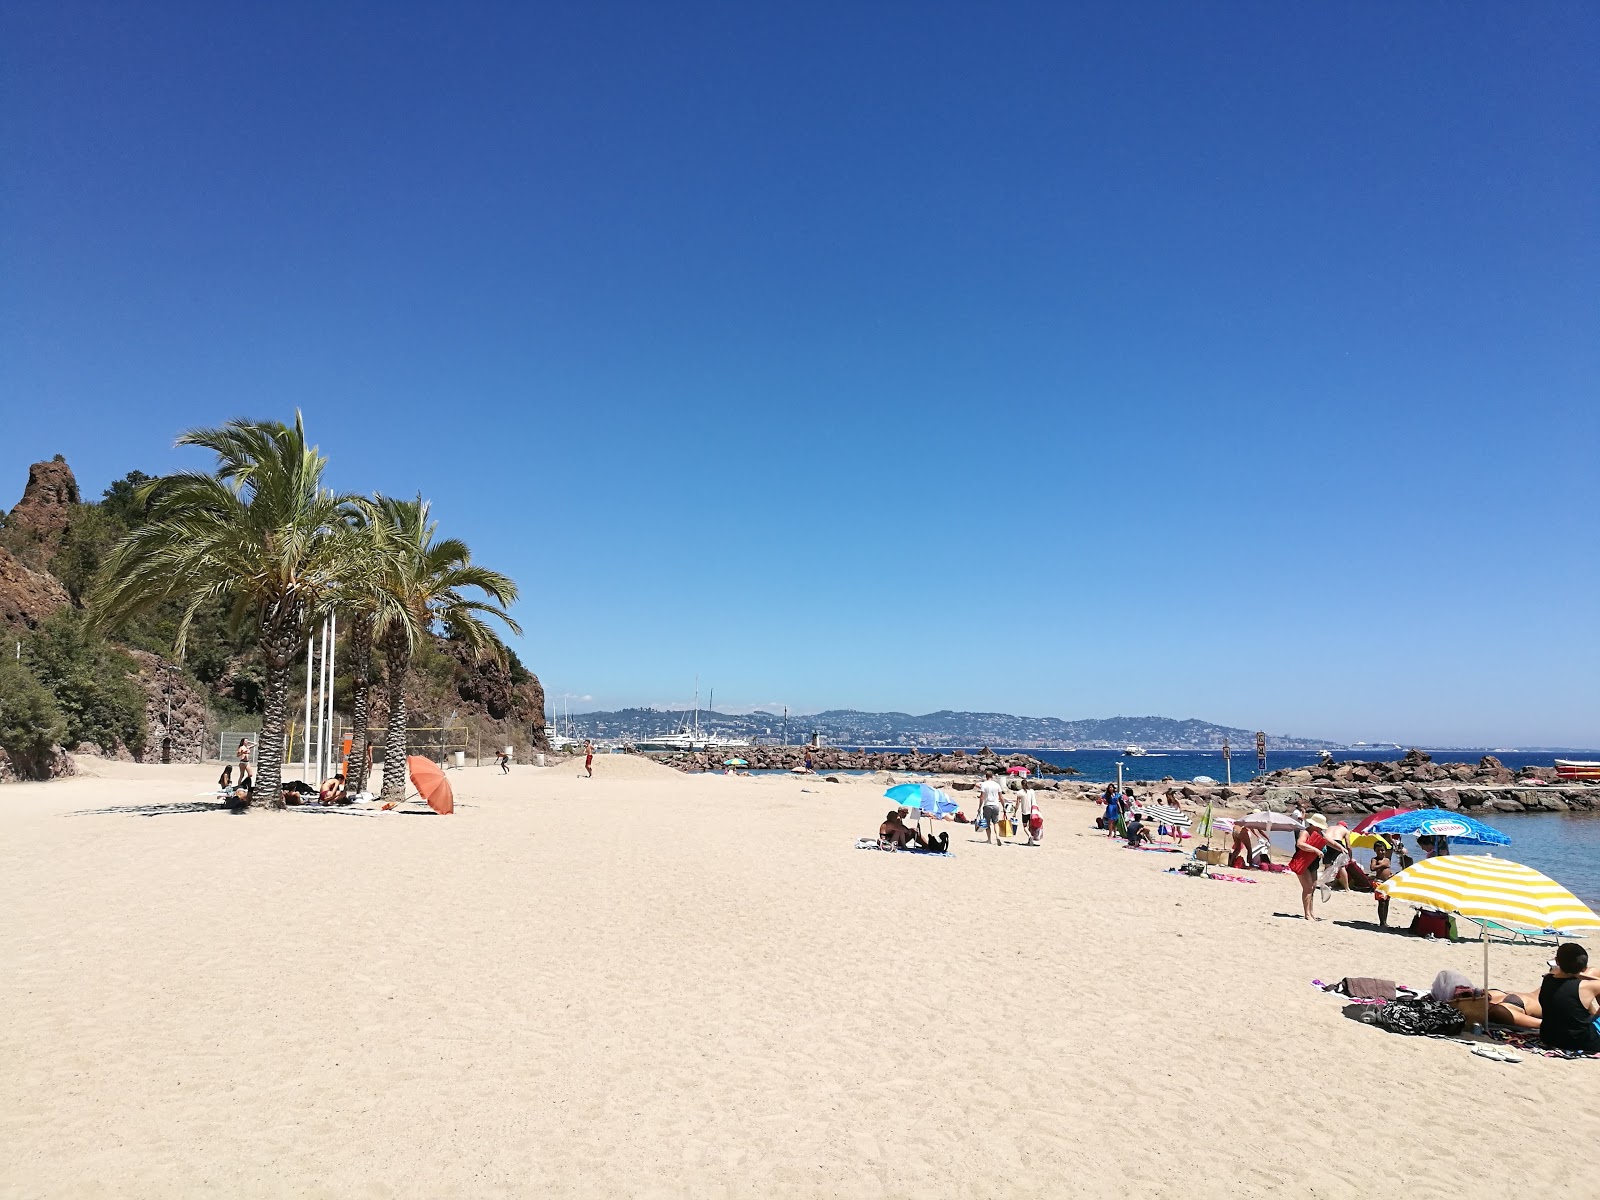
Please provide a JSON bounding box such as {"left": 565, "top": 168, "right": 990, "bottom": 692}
{"left": 535, "top": 753, "right": 546, "bottom": 767}
{"left": 453, "top": 751, "right": 466, "bottom": 768}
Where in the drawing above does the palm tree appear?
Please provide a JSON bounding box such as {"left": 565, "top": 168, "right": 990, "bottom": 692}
{"left": 369, "top": 496, "right": 520, "bottom": 800}
{"left": 89, "top": 414, "right": 360, "bottom": 808}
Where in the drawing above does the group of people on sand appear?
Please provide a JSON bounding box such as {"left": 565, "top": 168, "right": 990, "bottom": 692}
{"left": 1097, "top": 783, "right": 1186, "bottom": 847}
{"left": 217, "top": 737, "right": 354, "bottom": 807}
{"left": 1287, "top": 813, "right": 1435, "bottom": 923}
{"left": 974, "top": 771, "right": 1043, "bottom": 847}
{"left": 1438, "top": 943, "right": 1600, "bottom": 1054}
{"left": 872, "top": 771, "right": 1042, "bottom": 852}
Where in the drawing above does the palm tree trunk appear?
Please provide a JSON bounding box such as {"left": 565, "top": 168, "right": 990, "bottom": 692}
{"left": 346, "top": 616, "right": 374, "bottom": 793}
{"left": 379, "top": 635, "right": 412, "bottom": 801}
{"left": 254, "top": 657, "right": 291, "bottom": 810}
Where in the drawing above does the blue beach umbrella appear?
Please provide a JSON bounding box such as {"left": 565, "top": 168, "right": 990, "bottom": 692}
{"left": 1368, "top": 808, "right": 1511, "bottom": 847}
{"left": 885, "top": 782, "right": 958, "bottom": 817}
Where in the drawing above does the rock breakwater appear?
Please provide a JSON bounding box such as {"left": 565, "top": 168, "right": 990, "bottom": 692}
{"left": 655, "top": 746, "right": 1078, "bottom": 777}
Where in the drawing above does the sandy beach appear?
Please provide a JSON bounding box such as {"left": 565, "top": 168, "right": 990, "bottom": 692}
{"left": 2, "top": 755, "right": 1595, "bottom": 1199}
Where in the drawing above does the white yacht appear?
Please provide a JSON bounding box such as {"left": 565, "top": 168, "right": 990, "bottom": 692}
{"left": 1123, "top": 746, "right": 1147, "bottom": 757}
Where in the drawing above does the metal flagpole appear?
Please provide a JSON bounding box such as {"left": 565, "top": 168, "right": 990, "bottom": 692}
{"left": 320, "top": 615, "right": 335, "bottom": 779}
{"left": 313, "top": 617, "right": 329, "bottom": 781}
{"left": 302, "top": 636, "right": 315, "bottom": 782}
{"left": 324, "top": 613, "right": 337, "bottom": 777}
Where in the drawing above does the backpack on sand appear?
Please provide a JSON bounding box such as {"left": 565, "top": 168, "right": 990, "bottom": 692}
{"left": 1362, "top": 995, "right": 1464, "bottom": 1037}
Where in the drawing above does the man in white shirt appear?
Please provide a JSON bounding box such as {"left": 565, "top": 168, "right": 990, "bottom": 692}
{"left": 977, "top": 772, "right": 1004, "bottom": 846}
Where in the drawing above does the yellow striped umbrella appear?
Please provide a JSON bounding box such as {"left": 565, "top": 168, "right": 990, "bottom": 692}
{"left": 1378, "top": 855, "right": 1600, "bottom": 1026}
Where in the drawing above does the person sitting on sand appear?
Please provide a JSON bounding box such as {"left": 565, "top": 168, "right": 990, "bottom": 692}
{"left": 1124, "top": 813, "right": 1153, "bottom": 847}
{"left": 218, "top": 765, "right": 233, "bottom": 792}
{"left": 1289, "top": 814, "right": 1330, "bottom": 921}
{"left": 878, "top": 811, "right": 948, "bottom": 853}
{"left": 1539, "top": 943, "right": 1600, "bottom": 1055}
{"left": 319, "top": 773, "right": 346, "bottom": 804}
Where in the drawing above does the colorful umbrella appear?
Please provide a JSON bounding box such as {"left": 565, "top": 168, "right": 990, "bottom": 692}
{"left": 1352, "top": 808, "right": 1407, "bottom": 833}
{"left": 1368, "top": 808, "right": 1509, "bottom": 847}
{"left": 1379, "top": 854, "right": 1600, "bottom": 1026}
{"left": 408, "top": 756, "right": 454, "bottom": 815}
{"left": 723, "top": 758, "right": 748, "bottom": 766}
{"left": 884, "top": 782, "right": 957, "bottom": 816}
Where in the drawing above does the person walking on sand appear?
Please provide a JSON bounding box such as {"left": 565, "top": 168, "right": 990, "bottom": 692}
{"left": 978, "top": 772, "right": 1005, "bottom": 846}
{"left": 583, "top": 740, "right": 595, "bottom": 778}
{"left": 495, "top": 748, "right": 510, "bottom": 774}
{"left": 1289, "top": 814, "right": 1331, "bottom": 920}
{"left": 1024, "top": 787, "right": 1043, "bottom": 845}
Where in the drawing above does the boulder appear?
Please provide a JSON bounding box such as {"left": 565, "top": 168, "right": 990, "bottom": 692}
{"left": 1435, "top": 789, "right": 1461, "bottom": 811}
{"left": 1478, "top": 755, "right": 1504, "bottom": 772}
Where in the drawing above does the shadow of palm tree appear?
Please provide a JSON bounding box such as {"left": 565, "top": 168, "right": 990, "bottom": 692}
{"left": 67, "top": 801, "right": 242, "bottom": 817}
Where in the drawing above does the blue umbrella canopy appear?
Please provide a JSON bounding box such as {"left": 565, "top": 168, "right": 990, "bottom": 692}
{"left": 1368, "top": 808, "right": 1510, "bottom": 846}
{"left": 885, "top": 782, "right": 958, "bottom": 816}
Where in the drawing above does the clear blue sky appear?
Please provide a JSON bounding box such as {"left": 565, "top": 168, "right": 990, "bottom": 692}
{"left": 3, "top": 2, "right": 1596, "bottom": 746}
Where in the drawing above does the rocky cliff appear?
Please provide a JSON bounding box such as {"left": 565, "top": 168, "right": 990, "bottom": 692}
{"left": 0, "top": 547, "right": 71, "bottom": 631}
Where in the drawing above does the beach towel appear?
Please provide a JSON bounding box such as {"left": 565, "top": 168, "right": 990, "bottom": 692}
{"left": 1327, "top": 977, "right": 1399, "bottom": 1002}
{"left": 1488, "top": 1026, "right": 1600, "bottom": 1060}
{"left": 853, "top": 838, "right": 952, "bottom": 857}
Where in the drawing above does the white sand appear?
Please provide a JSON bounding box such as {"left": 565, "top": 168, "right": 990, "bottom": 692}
{"left": 2, "top": 755, "right": 1594, "bottom": 1198}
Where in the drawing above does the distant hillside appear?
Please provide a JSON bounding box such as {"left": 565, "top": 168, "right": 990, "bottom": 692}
{"left": 561, "top": 707, "right": 1342, "bottom": 751}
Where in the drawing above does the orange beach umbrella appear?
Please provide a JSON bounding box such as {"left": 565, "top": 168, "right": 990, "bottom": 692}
{"left": 407, "top": 756, "right": 454, "bottom": 815}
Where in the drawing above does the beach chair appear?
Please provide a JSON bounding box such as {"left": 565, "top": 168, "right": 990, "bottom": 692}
{"left": 1459, "top": 916, "right": 1585, "bottom": 947}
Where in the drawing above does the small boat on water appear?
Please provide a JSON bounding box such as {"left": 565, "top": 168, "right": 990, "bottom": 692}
{"left": 1556, "top": 760, "right": 1600, "bottom": 780}
{"left": 1123, "top": 746, "right": 1147, "bottom": 757}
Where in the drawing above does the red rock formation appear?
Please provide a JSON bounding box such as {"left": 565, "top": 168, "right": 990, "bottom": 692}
{"left": 8, "top": 457, "right": 80, "bottom": 539}
{"left": 0, "top": 546, "right": 71, "bottom": 631}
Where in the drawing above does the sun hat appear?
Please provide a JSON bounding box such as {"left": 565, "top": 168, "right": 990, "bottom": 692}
{"left": 1307, "top": 813, "right": 1328, "bottom": 829}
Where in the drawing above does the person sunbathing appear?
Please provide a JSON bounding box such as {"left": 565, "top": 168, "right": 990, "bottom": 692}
{"left": 1446, "top": 986, "right": 1544, "bottom": 1030}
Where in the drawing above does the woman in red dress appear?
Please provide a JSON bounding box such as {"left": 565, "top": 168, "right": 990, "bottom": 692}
{"left": 1288, "top": 813, "right": 1330, "bottom": 921}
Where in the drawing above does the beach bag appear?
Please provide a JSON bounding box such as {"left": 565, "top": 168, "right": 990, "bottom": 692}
{"left": 1363, "top": 996, "right": 1464, "bottom": 1037}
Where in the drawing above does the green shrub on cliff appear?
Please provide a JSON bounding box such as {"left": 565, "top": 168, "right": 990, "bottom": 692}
{"left": 0, "top": 657, "right": 68, "bottom": 776}
{"left": 24, "top": 610, "right": 146, "bottom": 755}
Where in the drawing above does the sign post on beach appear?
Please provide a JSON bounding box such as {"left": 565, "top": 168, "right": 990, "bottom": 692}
{"left": 1223, "top": 737, "right": 1231, "bottom": 788}
{"left": 1255, "top": 731, "right": 1266, "bottom": 773}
